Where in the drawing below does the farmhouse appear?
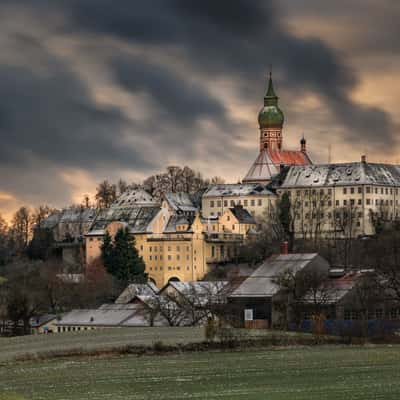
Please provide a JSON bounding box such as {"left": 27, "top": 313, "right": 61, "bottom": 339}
{"left": 229, "top": 252, "right": 330, "bottom": 328}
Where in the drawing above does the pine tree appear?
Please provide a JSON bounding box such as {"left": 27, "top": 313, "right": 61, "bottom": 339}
{"left": 278, "top": 192, "right": 294, "bottom": 250}
{"left": 101, "top": 228, "right": 147, "bottom": 284}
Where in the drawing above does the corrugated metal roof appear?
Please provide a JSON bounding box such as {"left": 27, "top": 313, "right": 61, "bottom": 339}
{"left": 230, "top": 254, "right": 318, "bottom": 298}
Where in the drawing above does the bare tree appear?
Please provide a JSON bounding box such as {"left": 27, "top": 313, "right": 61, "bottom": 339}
{"left": 272, "top": 267, "right": 330, "bottom": 328}
{"left": 10, "top": 207, "right": 31, "bottom": 253}
{"left": 332, "top": 205, "right": 359, "bottom": 267}
{"left": 95, "top": 180, "right": 117, "bottom": 209}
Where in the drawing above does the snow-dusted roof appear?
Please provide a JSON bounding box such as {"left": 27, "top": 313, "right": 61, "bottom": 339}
{"left": 164, "top": 215, "right": 194, "bottom": 233}
{"left": 59, "top": 207, "right": 97, "bottom": 223}
{"left": 88, "top": 206, "right": 160, "bottom": 234}
{"left": 55, "top": 309, "right": 136, "bottom": 326}
{"left": 243, "top": 149, "right": 279, "bottom": 183}
{"left": 42, "top": 208, "right": 97, "bottom": 228}
{"left": 230, "top": 254, "right": 320, "bottom": 298}
{"left": 115, "top": 282, "right": 159, "bottom": 304}
{"left": 302, "top": 271, "right": 365, "bottom": 304}
{"left": 111, "top": 189, "right": 157, "bottom": 208}
{"left": 203, "top": 183, "right": 275, "bottom": 198}
{"left": 165, "top": 192, "right": 197, "bottom": 213}
{"left": 162, "top": 281, "right": 229, "bottom": 305}
{"left": 281, "top": 162, "right": 400, "bottom": 188}
{"left": 41, "top": 212, "right": 62, "bottom": 229}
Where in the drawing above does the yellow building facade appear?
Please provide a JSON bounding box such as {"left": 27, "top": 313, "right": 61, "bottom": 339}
{"left": 85, "top": 192, "right": 256, "bottom": 287}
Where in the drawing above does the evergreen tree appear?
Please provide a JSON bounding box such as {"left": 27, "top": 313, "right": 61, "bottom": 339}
{"left": 278, "top": 192, "right": 294, "bottom": 250}
{"left": 101, "top": 228, "right": 147, "bottom": 284}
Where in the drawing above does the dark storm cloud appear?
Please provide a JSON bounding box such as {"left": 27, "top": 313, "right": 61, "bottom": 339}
{"left": 0, "top": 35, "right": 152, "bottom": 171}
{"left": 62, "top": 0, "right": 395, "bottom": 148}
{"left": 111, "top": 55, "right": 228, "bottom": 127}
{"left": 0, "top": 0, "right": 398, "bottom": 213}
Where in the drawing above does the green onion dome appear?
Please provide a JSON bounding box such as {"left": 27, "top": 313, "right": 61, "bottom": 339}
{"left": 258, "top": 74, "right": 284, "bottom": 128}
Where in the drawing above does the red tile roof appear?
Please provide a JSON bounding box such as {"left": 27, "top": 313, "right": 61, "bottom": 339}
{"left": 269, "top": 149, "right": 312, "bottom": 166}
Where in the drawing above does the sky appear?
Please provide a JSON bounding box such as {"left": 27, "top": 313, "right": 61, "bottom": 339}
{"left": 1, "top": 0, "right": 400, "bottom": 221}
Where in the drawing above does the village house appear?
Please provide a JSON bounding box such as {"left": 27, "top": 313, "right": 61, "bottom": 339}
{"left": 229, "top": 251, "right": 330, "bottom": 328}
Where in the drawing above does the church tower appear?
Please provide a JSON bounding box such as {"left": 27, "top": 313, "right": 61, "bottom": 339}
{"left": 258, "top": 73, "right": 284, "bottom": 152}
{"left": 243, "top": 73, "right": 312, "bottom": 185}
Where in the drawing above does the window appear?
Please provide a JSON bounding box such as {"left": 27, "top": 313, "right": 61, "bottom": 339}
{"left": 238, "top": 200, "right": 241, "bottom": 205}
{"left": 230, "top": 200, "right": 235, "bottom": 206}
{"left": 210, "top": 200, "right": 214, "bottom": 208}
{"left": 385, "top": 188, "right": 389, "bottom": 195}
{"left": 381, "top": 188, "right": 384, "bottom": 194}
{"left": 176, "top": 246, "right": 180, "bottom": 251}
{"left": 343, "top": 188, "right": 347, "bottom": 194}
{"left": 336, "top": 200, "right": 339, "bottom": 206}
{"left": 344, "top": 310, "right": 351, "bottom": 320}
{"left": 366, "top": 199, "right": 371, "bottom": 205}
{"left": 177, "top": 255, "right": 180, "bottom": 260}
{"left": 168, "top": 255, "right": 172, "bottom": 261}
{"left": 217, "top": 200, "right": 221, "bottom": 207}
{"left": 244, "top": 200, "right": 248, "bottom": 206}
{"left": 251, "top": 199, "right": 255, "bottom": 206}
{"left": 149, "top": 246, "right": 152, "bottom": 252}
{"left": 296, "top": 190, "right": 301, "bottom": 197}
{"left": 358, "top": 199, "right": 362, "bottom": 205}
{"left": 344, "top": 200, "right": 347, "bottom": 206}
{"left": 328, "top": 200, "right": 332, "bottom": 207}
{"left": 149, "top": 256, "right": 152, "bottom": 261}
{"left": 375, "top": 309, "right": 383, "bottom": 319}
{"left": 350, "top": 187, "right": 354, "bottom": 194}
{"left": 232, "top": 225, "right": 235, "bottom": 230}
{"left": 224, "top": 200, "right": 228, "bottom": 207}
{"left": 227, "top": 216, "right": 230, "bottom": 221}
{"left": 366, "top": 187, "right": 371, "bottom": 194}
{"left": 140, "top": 245, "right": 143, "bottom": 251}
{"left": 358, "top": 187, "right": 362, "bottom": 194}
{"left": 258, "top": 199, "right": 262, "bottom": 206}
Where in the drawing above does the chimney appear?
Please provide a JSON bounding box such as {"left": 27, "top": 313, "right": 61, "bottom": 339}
{"left": 280, "top": 241, "right": 289, "bottom": 255}
{"left": 361, "top": 155, "right": 366, "bottom": 163}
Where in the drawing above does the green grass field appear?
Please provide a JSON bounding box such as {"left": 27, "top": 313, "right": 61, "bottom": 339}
{"left": 2, "top": 345, "right": 400, "bottom": 399}
{"left": 0, "top": 327, "right": 205, "bottom": 362}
